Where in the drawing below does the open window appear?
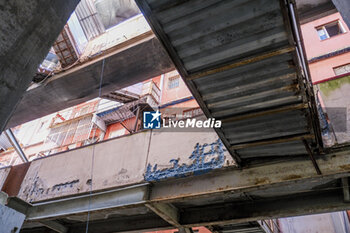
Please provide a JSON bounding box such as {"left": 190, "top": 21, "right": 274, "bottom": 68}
{"left": 316, "top": 21, "right": 346, "bottom": 40}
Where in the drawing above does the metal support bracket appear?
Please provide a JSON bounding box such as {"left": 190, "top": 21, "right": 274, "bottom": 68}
{"left": 302, "top": 139, "right": 322, "bottom": 175}
{"left": 146, "top": 202, "right": 194, "bottom": 233}
{"left": 342, "top": 177, "right": 350, "bottom": 202}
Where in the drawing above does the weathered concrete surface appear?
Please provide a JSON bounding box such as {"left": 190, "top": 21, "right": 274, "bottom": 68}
{"left": 6, "top": 35, "right": 174, "bottom": 129}
{"left": 18, "top": 148, "right": 93, "bottom": 202}
{"left": 92, "top": 131, "right": 151, "bottom": 189}
{"left": 0, "top": 0, "right": 80, "bottom": 132}
{"left": 0, "top": 167, "right": 11, "bottom": 190}
{"left": 0, "top": 204, "right": 25, "bottom": 233}
{"left": 17, "top": 130, "right": 227, "bottom": 202}
{"left": 146, "top": 129, "right": 235, "bottom": 181}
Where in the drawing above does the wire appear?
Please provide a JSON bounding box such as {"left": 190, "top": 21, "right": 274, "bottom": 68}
{"left": 99, "top": 58, "right": 106, "bottom": 98}
{"left": 85, "top": 56, "right": 105, "bottom": 233}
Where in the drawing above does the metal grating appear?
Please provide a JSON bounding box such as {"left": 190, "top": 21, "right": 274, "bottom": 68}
{"left": 52, "top": 25, "right": 79, "bottom": 68}
{"left": 136, "top": 0, "right": 322, "bottom": 166}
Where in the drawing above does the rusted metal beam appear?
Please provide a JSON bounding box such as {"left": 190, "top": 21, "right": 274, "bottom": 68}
{"left": 221, "top": 103, "right": 308, "bottom": 123}
{"left": 187, "top": 46, "right": 295, "bottom": 80}
{"left": 230, "top": 134, "right": 314, "bottom": 150}
{"left": 180, "top": 190, "right": 347, "bottom": 228}
{"left": 150, "top": 148, "right": 350, "bottom": 202}
{"left": 342, "top": 177, "right": 350, "bottom": 202}
{"left": 9, "top": 146, "right": 350, "bottom": 229}
{"left": 302, "top": 139, "right": 322, "bottom": 175}
{"left": 23, "top": 184, "right": 149, "bottom": 221}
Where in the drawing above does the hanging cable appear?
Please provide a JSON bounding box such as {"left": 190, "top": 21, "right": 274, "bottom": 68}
{"left": 85, "top": 57, "right": 105, "bottom": 233}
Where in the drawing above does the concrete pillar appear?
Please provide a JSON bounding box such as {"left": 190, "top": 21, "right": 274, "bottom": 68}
{"left": 0, "top": 0, "right": 80, "bottom": 132}
{"left": 0, "top": 204, "right": 25, "bottom": 233}
{"left": 0, "top": 192, "right": 25, "bottom": 233}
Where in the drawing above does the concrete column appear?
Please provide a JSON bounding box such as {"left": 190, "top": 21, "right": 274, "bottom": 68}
{"left": 0, "top": 0, "right": 80, "bottom": 132}
{"left": 0, "top": 204, "right": 25, "bottom": 233}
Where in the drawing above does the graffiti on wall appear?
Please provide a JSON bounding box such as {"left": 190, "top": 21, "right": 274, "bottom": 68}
{"left": 144, "top": 139, "right": 226, "bottom": 181}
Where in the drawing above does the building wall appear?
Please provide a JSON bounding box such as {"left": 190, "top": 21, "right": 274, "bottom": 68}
{"left": 301, "top": 12, "right": 350, "bottom": 84}
{"left": 104, "top": 117, "right": 138, "bottom": 139}
{"left": 161, "top": 70, "right": 193, "bottom": 105}
{"left": 0, "top": 70, "right": 199, "bottom": 168}
{"left": 301, "top": 12, "right": 350, "bottom": 61}
{"left": 309, "top": 52, "right": 350, "bottom": 83}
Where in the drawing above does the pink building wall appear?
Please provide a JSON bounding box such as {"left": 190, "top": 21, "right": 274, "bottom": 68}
{"left": 301, "top": 12, "right": 350, "bottom": 83}
{"left": 301, "top": 12, "right": 350, "bottom": 60}
{"left": 161, "top": 70, "right": 194, "bottom": 105}
{"left": 309, "top": 52, "right": 350, "bottom": 83}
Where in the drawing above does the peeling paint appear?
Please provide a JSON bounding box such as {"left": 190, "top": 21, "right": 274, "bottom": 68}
{"left": 52, "top": 180, "right": 79, "bottom": 192}
{"left": 144, "top": 139, "right": 226, "bottom": 181}
{"left": 22, "top": 177, "right": 80, "bottom": 202}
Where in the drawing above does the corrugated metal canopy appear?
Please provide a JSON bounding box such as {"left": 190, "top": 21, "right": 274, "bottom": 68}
{"left": 136, "top": 0, "right": 322, "bottom": 166}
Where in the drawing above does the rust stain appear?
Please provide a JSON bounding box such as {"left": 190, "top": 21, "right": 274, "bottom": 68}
{"left": 282, "top": 174, "right": 302, "bottom": 181}
{"left": 339, "top": 164, "right": 350, "bottom": 170}
{"left": 188, "top": 46, "right": 295, "bottom": 80}
{"left": 254, "top": 177, "right": 270, "bottom": 185}
{"left": 2, "top": 163, "right": 31, "bottom": 196}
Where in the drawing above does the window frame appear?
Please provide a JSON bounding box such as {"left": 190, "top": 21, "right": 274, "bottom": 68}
{"left": 333, "top": 63, "right": 350, "bottom": 76}
{"left": 167, "top": 75, "right": 180, "bottom": 89}
{"left": 316, "top": 20, "right": 346, "bottom": 41}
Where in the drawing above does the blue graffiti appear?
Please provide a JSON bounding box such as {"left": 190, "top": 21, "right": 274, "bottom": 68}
{"left": 144, "top": 139, "right": 226, "bottom": 181}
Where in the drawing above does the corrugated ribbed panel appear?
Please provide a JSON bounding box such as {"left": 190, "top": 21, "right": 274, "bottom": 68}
{"left": 136, "top": 0, "right": 321, "bottom": 165}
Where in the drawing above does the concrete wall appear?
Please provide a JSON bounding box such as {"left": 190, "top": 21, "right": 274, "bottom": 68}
{"left": 16, "top": 129, "right": 234, "bottom": 203}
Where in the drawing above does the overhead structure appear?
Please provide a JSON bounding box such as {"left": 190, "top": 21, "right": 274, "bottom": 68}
{"left": 136, "top": 0, "right": 323, "bottom": 166}
{"left": 2, "top": 129, "right": 350, "bottom": 232}
{"left": 0, "top": 0, "right": 80, "bottom": 133}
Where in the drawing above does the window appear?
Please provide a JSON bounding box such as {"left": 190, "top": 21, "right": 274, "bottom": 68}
{"left": 183, "top": 108, "right": 203, "bottom": 119}
{"left": 333, "top": 63, "right": 350, "bottom": 75}
{"left": 168, "top": 75, "right": 180, "bottom": 89}
{"left": 316, "top": 21, "right": 345, "bottom": 40}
